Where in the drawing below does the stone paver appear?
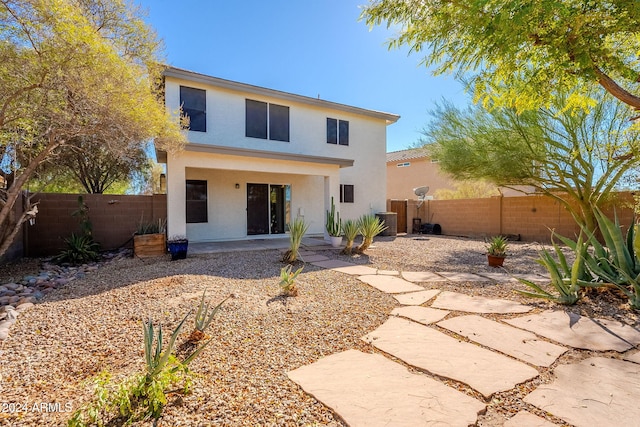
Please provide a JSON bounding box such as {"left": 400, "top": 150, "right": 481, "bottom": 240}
{"left": 476, "top": 272, "right": 518, "bottom": 283}
{"left": 358, "top": 275, "right": 424, "bottom": 294}
{"left": 525, "top": 357, "right": 640, "bottom": 427}
{"left": 436, "top": 271, "right": 491, "bottom": 282}
{"left": 431, "top": 291, "right": 533, "bottom": 314}
{"left": 302, "top": 254, "right": 329, "bottom": 262}
{"left": 624, "top": 351, "right": 640, "bottom": 364}
{"left": 401, "top": 271, "right": 447, "bottom": 282}
{"left": 506, "top": 310, "right": 640, "bottom": 352}
{"left": 287, "top": 349, "right": 485, "bottom": 427}
{"left": 311, "top": 259, "right": 356, "bottom": 269}
{"left": 362, "top": 317, "right": 539, "bottom": 398}
{"left": 391, "top": 306, "right": 449, "bottom": 325}
{"left": 514, "top": 273, "right": 550, "bottom": 283}
{"left": 392, "top": 289, "right": 441, "bottom": 306}
{"left": 377, "top": 269, "right": 398, "bottom": 276}
{"left": 437, "top": 315, "right": 567, "bottom": 367}
{"left": 504, "top": 411, "right": 558, "bottom": 427}
{"left": 331, "top": 265, "right": 378, "bottom": 276}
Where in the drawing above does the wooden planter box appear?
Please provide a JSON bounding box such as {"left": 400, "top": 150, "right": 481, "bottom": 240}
{"left": 134, "top": 233, "right": 166, "bottom": 258}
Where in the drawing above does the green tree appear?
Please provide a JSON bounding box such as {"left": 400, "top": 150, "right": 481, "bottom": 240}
{"left": 424, "top": 92, "right": 640, "bottom": 231}
{"left": 434, "top": 181, "right": 500, "bottom": 200}
{"left": 0, "top": 0, "right": 184, "bottom": 256}
{"left": 361, "top": 1, "right": 640, "bottom": 111}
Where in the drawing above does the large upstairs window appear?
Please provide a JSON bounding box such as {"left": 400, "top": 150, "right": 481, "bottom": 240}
{"left": 245, "top": 99, "right": 290, "bottom": 142}
{"left": 327, "top": 118, "right": 349, "bottom": 146}
{"left": 180, "top": 86, "right": 206, "bottom": 132}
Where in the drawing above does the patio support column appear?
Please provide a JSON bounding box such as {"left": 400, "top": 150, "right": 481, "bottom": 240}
{"left": 323, "top": 170, "right": 341, "bottom": 240}
{"left": 166, "top": 155, "right": 187, "bottom": 238}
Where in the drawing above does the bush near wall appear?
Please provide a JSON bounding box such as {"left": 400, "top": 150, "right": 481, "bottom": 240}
{"left": 25, "top": 193, "right": 167, "bottom": 257}
{"left": 392, "top": 192, "right": 634, "bottom": 242}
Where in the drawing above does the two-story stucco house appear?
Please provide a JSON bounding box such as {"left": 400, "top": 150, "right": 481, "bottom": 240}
{"left": 156, "top": 67, "right": 399, "bottom": 242}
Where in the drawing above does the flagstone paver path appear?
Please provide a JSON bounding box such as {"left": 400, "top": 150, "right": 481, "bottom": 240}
{"left": 291, "top": 249, "right": 640, "bottom": 426}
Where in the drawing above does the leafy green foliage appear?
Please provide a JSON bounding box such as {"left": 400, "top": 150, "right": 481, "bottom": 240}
{"left": 54, "top": 233, "right": 100, "bottom": 265}
{"left": 69, "top": 312, "right": 214, "bottom": 426}
{"left": 326, "top": 196, "right": 342, "bottom": 237}
{"left": 361, "top": 0, "right": 640, "bottom": 110}
{"left": 279, "top": 265, "right": 303, "bottom": 297}
{"left": 486, "top": 236, "right": 508, "bottom": 257}
{"left": 425, "top": 92, "right": 640, "bottom": 232}
{"left": 282, "top": 218, "right": 309, "bottom": 263}
{"left": 340, "top": 219, "right": 360, "bottom": 255}
{"left": 356, "top": 215, "right": 387, "bottom": 253}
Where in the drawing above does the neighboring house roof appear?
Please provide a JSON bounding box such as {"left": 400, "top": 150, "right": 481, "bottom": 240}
{"left": 386, "top": 147, "right": 432, "bottom": 163}
{"left": 164, "top": 66, "right": 401, "bottom": 125}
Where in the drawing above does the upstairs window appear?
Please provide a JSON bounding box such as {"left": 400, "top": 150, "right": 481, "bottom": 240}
{"left": 327, "top": 118, "right": 349, "bottom": 146}
{"left": 246, "top": 99, "right": 290, "bottom": 142}
{"left": 340, "top": 184, "right": 354, "bottom": 203}
{"left": 180, "top": 86, "right": 206, "bottom": 132}
{"left": 186, "top": 180, "right": 208, "bottom": 223}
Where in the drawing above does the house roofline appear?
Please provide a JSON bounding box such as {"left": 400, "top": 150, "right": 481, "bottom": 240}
{"left": 157, "top": 143, "right": 354, "bottom": 168}
{"left": 163, "top": 66, "right": 400, "bottom": 125}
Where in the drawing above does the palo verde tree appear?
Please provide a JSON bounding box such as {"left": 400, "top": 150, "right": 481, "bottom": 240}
{"left": 361, "top": 1, "right": 640, "bottom": 112}
{"left": 0, "top": 0, "right": 184, "bottom": 257}
{"left": 424, "top": 92, "right": 640, "bottom": 232}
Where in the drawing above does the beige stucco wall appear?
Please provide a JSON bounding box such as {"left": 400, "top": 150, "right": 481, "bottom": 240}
{"left": 164, "top": 76, "right": 390, "bottom": 242}
{"left": 386, "top": 157, "right": 456, "bottom": 200}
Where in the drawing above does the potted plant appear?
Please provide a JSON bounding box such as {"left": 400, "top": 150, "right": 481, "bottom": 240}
{"left": 487, "top": 235, "right": 508, "bottom": 267}
{"left": 326, "top": 196, "right": 342, "bottom": 248}
{"left": 167, "top": 235, "right": 189, "bottom": 260}
{"left": 133, "top": 218, "right": 166, "bottom": 258}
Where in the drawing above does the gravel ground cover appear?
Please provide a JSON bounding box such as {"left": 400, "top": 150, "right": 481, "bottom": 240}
{"left": 0, "top": 234, "right": 638, "bottom": 426}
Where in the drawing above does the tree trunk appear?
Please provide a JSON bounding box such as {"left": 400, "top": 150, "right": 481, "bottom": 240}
{"left": 594, "top": 67, "right": 640, "bottom": 110}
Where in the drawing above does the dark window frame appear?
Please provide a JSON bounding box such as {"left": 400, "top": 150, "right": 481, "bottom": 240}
{"left": 327, "top": 117, "right": 349, "bottom": 146}
{"left": 186, "top": 180, "right": 208, "bottom": 223}
{"left": 340, "top": 184, "right": 354, "bottom": 203}
{"left": 180, "top": 86, "right": 207, "bottom": 132}
{"left": 245, "top": 99, "right": 290, "bottom": 142}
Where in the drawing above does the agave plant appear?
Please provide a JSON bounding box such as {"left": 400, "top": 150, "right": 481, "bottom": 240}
{"left": 188, "top": 291, "right": 229, "bottom": 342}
{"left": 356, "top": 215, "right": 387, "bottom": 253}
{"left": 282, "top": 217, "right": 309, "bottom": 263}
{"left": 341, "top": 219, "right": 360, "bottom": 255}
{"left": 279, "top": 265, "right": 303, "bottom": 296}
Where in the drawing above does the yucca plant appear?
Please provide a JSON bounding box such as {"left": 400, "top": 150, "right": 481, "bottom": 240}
{"left": 54, "top": 233, "right": 101, "bottom": 265}
{"left": 188, "top": 291, "right": 229, "bottom": 342}
{"left": 516, "top": 232, "right": 593, "bottom": 305}
{"left": 356, "top": 214, "right": 387, "bottom": 253}
{"left": 282, "top": 217, "right": 309, "bottom": 263}
{"left": 341, "top": 219, "right": 360, "bottom": 255}
{"left": 279, "top": 265, "right": 303, "bottom": 296}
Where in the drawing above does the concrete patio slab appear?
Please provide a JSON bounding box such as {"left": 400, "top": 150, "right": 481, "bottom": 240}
{"left": 506, "top": 310, "right": 640, "bottom": 352}
{"left": 287, "top": 349, "right": 486, "bottom": 427}
{"left": 331, "top": 265, "right": 378, "bottom": 276}
{"left": 401, "top": 271, "right": 447, "bottom": 282}
{"left": 436, "top": 271, "right": 492, "bottom": 282}
{"left": 311, "top": 259, "right": 356, "bottom": 269}
{"left": 391, "top": 306, "right": 450, "bottom": 325}
{"left": 362, "top": 317, "right": 539, "bottom": 398}
{"left": 431, "top": 291, "right": 533, "bottom": 314}
{"left": 476, "top": 272, "right": 518, "bottom": 283}
{"left": 437, "top": 315, "right": 567, "bottom": 367}
{"left": 358, "top": 275, "right": 424, "bottom": 294}
{"left": 392, "top": 289, "right": 441, "bottom": 306}
{"left": 504, "top": 411, "right": 558, "bottom": 427}
{"left": 525, "top": 357, "right": 640, "bottom": 427}
{"left": 302, "top": 254, "right": 329, "bottom": 262}
{"left": 624, "top": 351, "right": 640, "bottom": 364}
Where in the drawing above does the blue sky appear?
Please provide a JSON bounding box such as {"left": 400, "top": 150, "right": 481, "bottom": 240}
{"left": 138, "top": 0, "right": 469, "bottom": 153}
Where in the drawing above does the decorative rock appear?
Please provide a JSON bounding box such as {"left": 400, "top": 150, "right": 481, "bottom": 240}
{"left": 8, "top": 296, "right": 19, "bottom": 304}
{"left": 16, "top": 302, "right": 34, "bottom": 312}
{"left": 525, "top": 357, "right": 640, "bottom": 427}
{"left": 4, "top": 283, "right": 20, "bottom": 291}
{"left": 0, "top": 326, "right": 9, "bottom": 340}
{"left": 431, "top": 291, "right": 533, "bottom": 314}
{"left": 5, "top": 309, "right": 18, "bottom": 322}
{"left": 0, "top": 296, "right": 10, "bottom": 305}
{"left": 362, "top": 317, "right": 539, "bottom": 398}
{"left": 288, "top": 349, "right": 486, "bottom": 427}
{"left": 435, "top": 271, "right": 492, "bottom": 282}
{"left": 506, "top": 310, "right": 640, "bottom": 352}
{"left": 438, "top": 315, "right": 567, "bottom": 367}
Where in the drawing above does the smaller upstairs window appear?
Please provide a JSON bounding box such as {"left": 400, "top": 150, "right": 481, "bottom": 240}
{"left": 180, "top": 86, "right": 206, "bottom": 132}
{"left": 327, "top": 118, "right": 349, "bottom": 146}
{"left": 396, "top": 162, "right": 411, "bottom": 167}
